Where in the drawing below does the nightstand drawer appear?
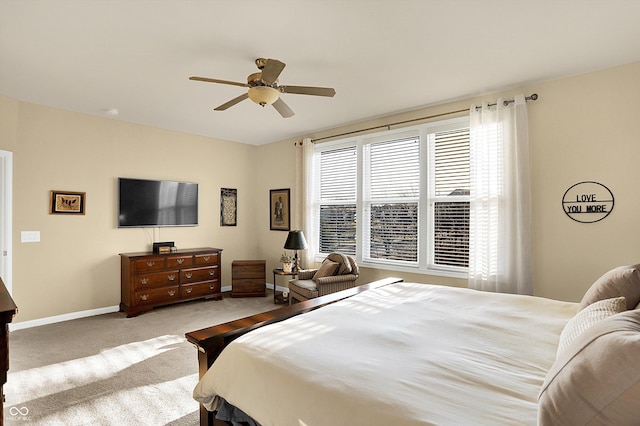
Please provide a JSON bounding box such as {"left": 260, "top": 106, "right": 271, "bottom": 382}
{"left": 233, "top": 266, "right": 265, "bottom": 279}
{"left": 232, "top": 278, "right": 265, "bottom": 293}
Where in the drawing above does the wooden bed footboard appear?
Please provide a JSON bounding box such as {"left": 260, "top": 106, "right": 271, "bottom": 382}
{"left": 185, "top": 277, "right": 403, "bottom": 426}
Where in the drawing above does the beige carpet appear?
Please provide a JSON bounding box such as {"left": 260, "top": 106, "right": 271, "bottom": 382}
{"left": 5, "top": 293, "right": 279, "bottom": 425}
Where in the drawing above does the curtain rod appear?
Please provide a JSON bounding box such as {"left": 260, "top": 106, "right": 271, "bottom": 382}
{"left": 310, "top": 93, "right": 538, "bottom": 143}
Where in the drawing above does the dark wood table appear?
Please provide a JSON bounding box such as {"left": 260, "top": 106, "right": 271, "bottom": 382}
{"left": 272, "top": 269, "right": 297, "bottom": 304}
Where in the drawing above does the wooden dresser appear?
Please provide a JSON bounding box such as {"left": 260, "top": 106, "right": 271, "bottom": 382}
{"left": 231, "top": 260, "right": 266, "bottom": 297}
{"left": 0, "top": 278, "right": 17, "bottom": 425}
{"left": 120, "top": 247, "right": 222, "bottom": 317}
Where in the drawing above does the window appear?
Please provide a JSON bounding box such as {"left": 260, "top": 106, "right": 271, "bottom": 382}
{"left": 430, "top": 128, "right": 470, "bottom": 268}
{"left": 313, "top": 117, "right": 470, "bottom": 276}
{"left": 365, "top": 137, "right": 420, "bottom": 262}
{"left": 318, "top": 146, "right": 357, "bottom": 255}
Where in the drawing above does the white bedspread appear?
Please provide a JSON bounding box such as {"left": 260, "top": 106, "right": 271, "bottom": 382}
{"left": 193, "top": 282, "right": 578, "bottom": 425}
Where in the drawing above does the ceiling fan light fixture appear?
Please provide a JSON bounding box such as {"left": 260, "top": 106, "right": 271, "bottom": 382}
{"left": 248, "top": 86, "right": 280, "bottom": 107}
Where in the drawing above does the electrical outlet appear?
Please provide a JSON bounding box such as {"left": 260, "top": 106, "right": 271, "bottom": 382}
{"left": 21, "top": 231, "right": 40, "bottom": 243}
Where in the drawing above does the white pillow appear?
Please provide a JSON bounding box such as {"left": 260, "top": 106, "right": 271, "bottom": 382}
{"left": 557, "top": 296, "right": 626, "bottom": 356}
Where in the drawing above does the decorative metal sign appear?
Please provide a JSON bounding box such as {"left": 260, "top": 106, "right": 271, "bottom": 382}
{"left": 562, "top": 181, "right": 614, "bottom": 223}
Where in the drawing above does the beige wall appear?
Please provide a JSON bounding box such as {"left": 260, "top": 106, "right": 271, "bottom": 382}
{"left": 0, "top": 97, "right": 260, "bottom": 323}
{"left": 2, "top": 60, "right": 640, "bottom": 324}
{"left": 257, "top": 61, "right": 640, "bottom": 303}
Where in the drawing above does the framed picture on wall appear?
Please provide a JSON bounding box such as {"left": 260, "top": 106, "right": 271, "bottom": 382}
{"left": 220, "top": 188, "right": 237, "bottom": 226}
{"left": 269, "top": 188, "right": 290, "bottom": 231}
{"left": 49, "top": 190, "right": 86, "bottom": 215}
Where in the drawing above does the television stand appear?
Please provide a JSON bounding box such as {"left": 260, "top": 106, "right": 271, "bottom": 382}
{"left": 120, "top": 247, "right": 222, "bottom": 317}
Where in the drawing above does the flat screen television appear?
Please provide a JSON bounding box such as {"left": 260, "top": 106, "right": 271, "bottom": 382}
{"left": 118, "top": 177, "right": 198, "bottom": 228}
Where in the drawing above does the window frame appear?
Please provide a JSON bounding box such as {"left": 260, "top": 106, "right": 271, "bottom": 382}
{"left": 312, "top": 116, "right": 470, "bottom": 279}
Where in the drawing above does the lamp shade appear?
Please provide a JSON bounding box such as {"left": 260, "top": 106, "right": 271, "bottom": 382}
{"left": 284, "top": 230, "right": 308, "bottom": 250}
{"left": 248, "top": 86, "right": 280, "bottom": 106}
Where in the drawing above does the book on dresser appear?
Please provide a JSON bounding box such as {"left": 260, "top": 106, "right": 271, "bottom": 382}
{"left": 120, "top": 247, "right": 222, "bottom": 317}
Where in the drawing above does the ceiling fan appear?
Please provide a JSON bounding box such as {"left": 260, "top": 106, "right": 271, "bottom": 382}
{"left": 189, "top": 58, "right": 336, "bottom": 118}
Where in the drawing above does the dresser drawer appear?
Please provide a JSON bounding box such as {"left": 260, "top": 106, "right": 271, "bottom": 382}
{"left": 135, "top": 270, "right": 180, "bottom": 289}
{"left": 134, "top": 286, "right": 180, "bottom": 306}
{"left": 166, "top": 255, "right": 194, "bottom": 269}
{"left": 195, "top": 253, "right": 219, "bottom": 266}
{"left": 181, "top": 266, "right": 219, "bottom": 283}
{"left": 181, "top": 281, "right": 220, "bottom": 299}
{"left": 134, "top": 257, "right": 166, "bottom": 273}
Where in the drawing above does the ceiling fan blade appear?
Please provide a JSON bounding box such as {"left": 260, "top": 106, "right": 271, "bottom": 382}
{"left": 261, "top": 59, "right": 286, "bottom": 85}
{"left": 272, "top": 98, "right": 295, "bottom": 118}
{"left": 279, "top": 85, "right": 336, "bottom": 97}
{"left": 214, "top": 93, "right": 249, "bottom": 111}
{"left": 189, "top": 76, "right": 249, "bottom": 88}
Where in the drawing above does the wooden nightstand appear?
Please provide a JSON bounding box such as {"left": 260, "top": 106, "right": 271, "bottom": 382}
{"left": 273, "top": 269, "right": 297, "bottom": 304}
{"left": 232, "top": 260, "right": 266, "bottom": 297}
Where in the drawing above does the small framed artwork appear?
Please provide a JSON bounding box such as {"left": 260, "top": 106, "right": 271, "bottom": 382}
{"left": 220, "top": 188, "right": 237, "bottom": 226}
{"left": 50, "top": 190, "right": 86, "bottom": 215}
{"left": 270, "top": 188, "right": 290, "bottom": 231}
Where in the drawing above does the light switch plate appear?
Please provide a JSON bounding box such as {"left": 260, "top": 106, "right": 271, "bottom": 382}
{"left": 21, "top": 231, "right": 40, "bottom": 243}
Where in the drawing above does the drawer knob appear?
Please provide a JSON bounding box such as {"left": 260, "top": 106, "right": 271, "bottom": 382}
{"left": 177, "top": 258, "right": 184, "bottom": 264}
{"left": 185, "top": 272, "right": 193, "bottom": 279}
{"left": 186, "top": 287, "right": 193, "bottom": 294}
{"left": 208, "top": 270, "right": 215, "bottom": 276}
{"left": 168, "top": 274, "right": 176, "bottom": 281}
{"left": 140, "top": 294, "right": 149, "bottom": 301}
{"left": 140, "top": 278, "right": 149, "bottom": 285}
{"left": 146, "top": 261, "right": 155, "bottom": 267}
{"left": 203, "top": 256, "right": 210, "bottom": 261}
{"left": 209, "top": 285, "right": 215, "bottom": 290}
{"left": 168, "top": 290, "right": 176, "bottom": 296}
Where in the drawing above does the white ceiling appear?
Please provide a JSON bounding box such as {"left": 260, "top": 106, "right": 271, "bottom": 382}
{"left": 2, "top": 1, "right": 640, "bottom": 146}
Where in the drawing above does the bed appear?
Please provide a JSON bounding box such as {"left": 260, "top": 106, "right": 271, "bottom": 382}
{"left": 185, "top": 266, "right": 640, "bottom": 426}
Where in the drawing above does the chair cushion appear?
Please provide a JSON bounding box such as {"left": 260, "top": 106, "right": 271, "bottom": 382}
{"left": 579, "top": 264, "right": 640, "bottom": 311}
{"left": 538, "top": 309, "right": 640, "bottom": 425}
{"left": 289, "top": 279, "right": 317, "bottom": 291}
{"left": 288, "top": 279, "right": 318, "bottom": 300}
{"left": 326, "top": 253, "right": 352, "bottom": 275}
{"left": 313, "top": 260, "right": 339, "bottom": 281}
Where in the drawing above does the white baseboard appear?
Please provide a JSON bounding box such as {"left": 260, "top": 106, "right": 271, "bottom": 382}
{"left": 10, "top": 305, "right": 121, "bottom": 331}
{"left": 10, "top": 284, "right": 285, "bottom": 331}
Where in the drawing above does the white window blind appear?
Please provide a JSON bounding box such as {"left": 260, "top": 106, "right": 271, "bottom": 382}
{"left": 431, "top": 128, "right": 470, "bottom": 267}
{"left": 366, "top": 137, "right": 420, "bottom": 262}
{"left": 318, "top": 146, "right": 357, "bottom": 255}
{"left": 312, "top": 117, "right": 470, "bottom": 276}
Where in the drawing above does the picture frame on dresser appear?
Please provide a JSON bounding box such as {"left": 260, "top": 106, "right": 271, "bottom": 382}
{"left": 269, "top": 188, "right": 290, "bottom": 231}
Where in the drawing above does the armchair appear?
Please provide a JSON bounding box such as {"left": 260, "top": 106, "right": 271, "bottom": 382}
{"left": 288, "top": 253, "right": 359, "bottom": 304}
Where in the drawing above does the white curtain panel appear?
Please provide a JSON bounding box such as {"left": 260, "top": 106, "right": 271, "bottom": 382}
{"left": 295, "top": 137, "right": 317, "bottom": 269}
{"left": 468, "top": 95, "right": 532, "bottom": 294}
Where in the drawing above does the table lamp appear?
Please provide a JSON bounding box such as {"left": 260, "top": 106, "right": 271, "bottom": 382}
{"left": 284, "top": 230, "right": 308, "bottom": 272}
